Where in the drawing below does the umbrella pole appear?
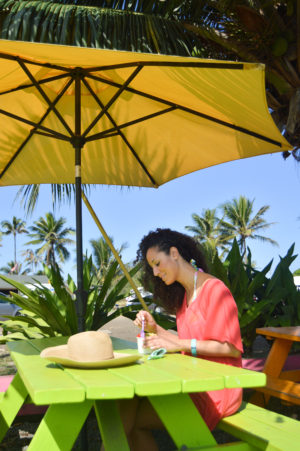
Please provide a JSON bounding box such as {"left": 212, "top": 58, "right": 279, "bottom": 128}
{"left": 74, "top": 70, "right": 87, "bottom": 334}
{"left": 75, "top": 147, "right": 86, "bottom": 332}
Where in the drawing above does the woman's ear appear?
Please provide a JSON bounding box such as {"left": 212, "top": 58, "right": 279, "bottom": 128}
{"left": 170, "top": 246, "right": 180, "bottom": 260}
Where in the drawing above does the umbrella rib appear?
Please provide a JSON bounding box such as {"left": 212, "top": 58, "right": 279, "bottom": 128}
{"left": 0, "top": 52, "right": 244, "bottom": 72}
{"left": 0, "top": 73, "right": 70, "bottom": 96}
{"left": 82, "top": 77, "right": 159, "bottom": 187}
{"left": 34, "top": 131, "right": 70, "bottom": 141}
{"left": 0, "top": 108, "right": 69, "bottom": 140}
{"left": 0, "top": 74, "right": 74, "bottom": 140}
{"left": 0, "top": 75, "right": 75, "bottom": 180}
{"left": 0, "top": 53, "right": 74, "bottom": 73}
{"left": 87, "top": 74, "right": 282, "bottom": 148}
{"left": 82, "top": 65, "right": 143, "bottom": 138}
{"left": 86, "top": 107, "right": 176, "bottom": 141}
{"left": 0, "top": 109, "right": 69, "bottom": 180}
{"left": 17, "top": 58, "right": 74, "bottom": 138}
{"left": 86, "top": 61, "right": 245, "bottom": 72}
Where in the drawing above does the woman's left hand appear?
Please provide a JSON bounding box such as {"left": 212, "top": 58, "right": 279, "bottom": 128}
{"left": 144, "top": 333, "right": 182, "bottom": 353}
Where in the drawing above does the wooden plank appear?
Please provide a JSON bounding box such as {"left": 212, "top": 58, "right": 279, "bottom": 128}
{"left": 149, "top": 393, "right": 217, "bottom": 449}
{"left": 8, "top": 336, "right": 68, "bottom": 353}
{"left": 256, "top": 327, "right": 300, "bottom": 342}
{"left": 280, "top": 369, "right": 300, "bottom": 381}
{"left": 261, "top": 339, "right": 292, "bottom": 376}
{"left": 146, "top": 354, "right": 225, "bottom": 392}
{"left": 163, "top": 354, "right": 266, "bottom": 389}
{"left": 7, "top": 341, "right": 85, "bottom": 405}
{"left": 63, "top": 366, "right": 135, "bottom": 400}
{"left": 27, "top": 400, "right": 93, "bottom": 451}
{"left": 110, "top": 360, "right": 182, "bottom": 396}
{"left": 219, "top": 402, "right": 300, "bottom": 451}
{"left": 250, "top": 338, "right": 291, "bottom": 406}
{"left": 254, "top": 375, "right": 300, "bottom": 405}
{"left": 94, "top": 400, "right": 130, "bottom": 451}
{"left": 0, "top": 373, "right": 28, "bottom": 441}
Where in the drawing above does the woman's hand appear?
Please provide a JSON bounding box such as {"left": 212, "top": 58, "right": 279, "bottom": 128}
{"left": 144, "top": 333, "right": 182, "bottom": 353}
{"left": 134, "top": 310, "right": 157, "bottom": 334}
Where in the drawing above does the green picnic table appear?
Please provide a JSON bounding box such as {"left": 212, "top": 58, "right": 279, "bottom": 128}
{"left": 0, "top": 336, "right": 266, "bottom": 450}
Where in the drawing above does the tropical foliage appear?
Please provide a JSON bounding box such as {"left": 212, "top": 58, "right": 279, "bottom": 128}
{"left": 0, "top": 0, "right": 204, "bottom": 55}
{"left": 0, "top": 257, "right": 143, "bottom": 341}
{"left": 159, "top": 1, "right": 300, "bottom": 158}
{"left": 21, "top": 248, "right": 43, "bottom": 274}
{"left": 220, "top": 196, "right": 278, "bottom": 255}
{"left": 89, "top": 236, "right": 128, "bottom": 285}
{"left": 1, "top": 216, "right": 28, "bottom": 265}
{"left": 207, "top": 240, "right": 300, "bottom": 354}
{"left": 186, "top": 196, "right": 278, "bottom": 259}
{"left": 0, "top": 260, "right": 27, "bottom": 275}
{"left": 26, "top": 212, "right": 75, "bottom": 266}
{"left": 185, "top": 208, "right": 228, "bottom": 259}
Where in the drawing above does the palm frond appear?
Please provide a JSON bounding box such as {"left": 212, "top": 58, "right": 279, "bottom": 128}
{"left": 0, "top": 0, "right": 203, "bottom": 55}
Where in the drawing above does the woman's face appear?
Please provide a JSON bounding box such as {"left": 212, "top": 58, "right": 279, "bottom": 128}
{"left": 146, "top": 246, "right": 178, "bottom": 285}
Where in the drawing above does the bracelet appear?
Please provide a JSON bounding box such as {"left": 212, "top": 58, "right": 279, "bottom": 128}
{"left": 191, "top": 339, "right": 197, "bottom": 357}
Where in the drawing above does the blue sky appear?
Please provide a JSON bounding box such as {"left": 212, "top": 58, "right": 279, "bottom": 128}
{"left": 0, "top": 151, "right": 299, "bottom": 279}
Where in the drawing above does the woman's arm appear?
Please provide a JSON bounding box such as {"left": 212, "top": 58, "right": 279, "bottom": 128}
{"left": 134, "top": 310, "right": 240, "bottom": 358}
{"left": 145, "top": 334, "right": 241, "bottom": 358}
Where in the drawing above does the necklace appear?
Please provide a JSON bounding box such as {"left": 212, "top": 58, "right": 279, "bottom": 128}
{"left": 190, "top": 270, "right": 198, "bottom": 303}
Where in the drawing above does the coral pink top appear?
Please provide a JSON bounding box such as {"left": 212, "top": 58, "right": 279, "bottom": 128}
{"left": 176, "top": 277, "right": 244, "bottom": 430}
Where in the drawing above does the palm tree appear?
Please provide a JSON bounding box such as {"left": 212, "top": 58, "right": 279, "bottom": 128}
{"left": 185, "top": 209, "right": 229, "bottom": 257}
{"left": 0, "top": 260, "right": 28, "bottom": 275}
{"left": 220, "top": 196, "right": 278, "bottom": 256}
{"left": 21, "top": 248, "right": 43, "bottom": 274}
{"left": 89, "top": 236, "right": 128, "bottom": 285}
{"left": 1, "top": 216, "right": 28, "bottom": 265}
{"left": 26, "top": 212, "right": 75, "bottom": 266}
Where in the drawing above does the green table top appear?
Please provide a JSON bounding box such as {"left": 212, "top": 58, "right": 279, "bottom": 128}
{"left": 7, "top": 336, "right": 266, "bottom": 406}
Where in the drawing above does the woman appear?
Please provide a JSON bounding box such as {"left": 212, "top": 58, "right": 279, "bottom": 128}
{"left": 121, "top": 228, "right": 243, "bottom": 451}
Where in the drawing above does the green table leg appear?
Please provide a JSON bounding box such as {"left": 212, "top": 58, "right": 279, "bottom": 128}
{"left": 0, "top": 373, "right": 28, "bottom": 442}
{"left": 28, "top": 400, "right": 93, "bottom": 451}
{"left": 94, "top": 400, "right": 130, "bottom": 451}
{"left": 149, "top": 393, "right": 217, "bottom": 449}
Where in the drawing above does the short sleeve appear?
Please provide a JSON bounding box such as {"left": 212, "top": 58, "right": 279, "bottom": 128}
{"left": 201, "top": 279, "right": 243, "bottom": 353}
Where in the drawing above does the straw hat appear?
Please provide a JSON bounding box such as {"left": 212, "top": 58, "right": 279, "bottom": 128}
{"left": 40, "top": 331, "right": 140, "bottom": 368}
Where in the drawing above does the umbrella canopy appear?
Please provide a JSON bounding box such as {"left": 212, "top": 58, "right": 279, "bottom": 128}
{"left": 0, "top": 39, "right": 291, "bottom": 188}
{"left": 0, "top": 39, "right": 292, "bottom": 329}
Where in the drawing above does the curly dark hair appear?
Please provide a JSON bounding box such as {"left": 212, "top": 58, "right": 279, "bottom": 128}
{"left": 136, "top": 228, "right": 208, "bottom": 314}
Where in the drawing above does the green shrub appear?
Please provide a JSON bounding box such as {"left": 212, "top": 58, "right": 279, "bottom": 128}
{"left": 0, "top": 256, "right": 175, "bottom": 342}
{"left": 207, "top": 241, "right": 300, "bottom": 354}
{"left": 0, "top": 257, "right": 141, "bottom": 341}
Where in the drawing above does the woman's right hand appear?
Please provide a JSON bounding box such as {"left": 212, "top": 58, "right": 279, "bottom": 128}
{"left": 134, "top": 310, "right": 157, "bottom": 334}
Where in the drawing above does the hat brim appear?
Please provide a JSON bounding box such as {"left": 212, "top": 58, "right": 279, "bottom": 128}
{"left": 40, "top": 345, "right": 140, "bottom": 369}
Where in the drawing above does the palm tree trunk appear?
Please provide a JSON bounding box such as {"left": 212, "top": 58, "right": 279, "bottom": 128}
{"left": 14, "top": 232, "right": 17, "bottom": 265}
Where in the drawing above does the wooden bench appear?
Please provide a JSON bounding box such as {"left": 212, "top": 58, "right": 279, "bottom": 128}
{"left": 218, "top": 401, "right": 300, "bottom": 450}
{"left": 249, "top": 327, "right": 300, "bottom": 407}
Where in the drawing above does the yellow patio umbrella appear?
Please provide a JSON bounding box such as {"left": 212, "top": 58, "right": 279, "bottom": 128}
{"left": 0, "top": 39, "right": 292, "bottom": 330}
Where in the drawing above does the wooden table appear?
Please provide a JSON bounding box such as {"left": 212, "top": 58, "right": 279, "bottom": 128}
{"left": 250, "top": 326, "right": 300, "bottom": 406}
{"left": 0, "top": 336, "right": 266, "bottom": 450}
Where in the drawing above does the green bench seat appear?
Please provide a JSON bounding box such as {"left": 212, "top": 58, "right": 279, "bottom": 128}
{"left": 218, "top": 401, "right": 300, "bottom": 451}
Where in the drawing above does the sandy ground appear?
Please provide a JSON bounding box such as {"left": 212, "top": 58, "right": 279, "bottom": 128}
{"left": 99, "top": 315, "right": 141, "bottom": 342}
